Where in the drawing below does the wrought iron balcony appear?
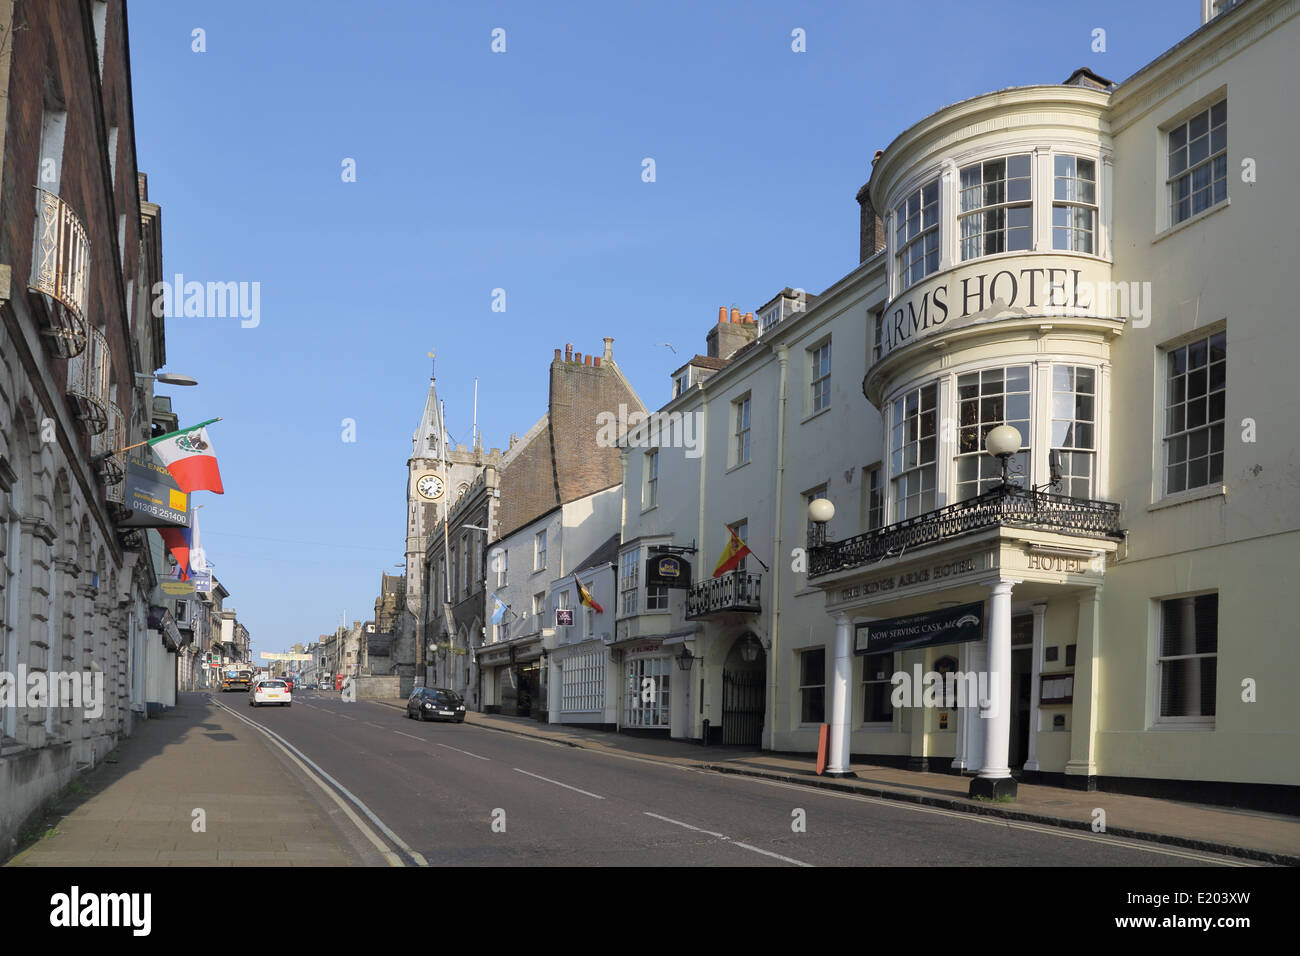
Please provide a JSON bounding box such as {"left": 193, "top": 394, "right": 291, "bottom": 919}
{"left": 29, "top": 188, "right": 90, "bottom": 358}
{"left": 686, "top": 570, "right": 762, "bottom": 619}
{"left": 809, "top": 484, "right": 1124, "bottom": 579}
{"left": 66, "top": 327, "right": 110, "bottom": 433}
{"left": 92, "top": 401, "right": 126, "bottom": 496}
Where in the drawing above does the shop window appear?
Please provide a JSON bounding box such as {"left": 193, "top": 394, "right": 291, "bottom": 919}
{"left": 862, "top": 651, "right": 894, "bottom": 723}
{"left": 625, "top": 657, "right": 670, "bottom": 727}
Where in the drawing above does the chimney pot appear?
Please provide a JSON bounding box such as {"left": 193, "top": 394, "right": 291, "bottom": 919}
{"left": 554, "top": 348, "right": 562, "bottom": 361}
{"left": 718, "top": 306, "right": 727, "bottom": 324}
{"left": 565, "top": 343, "right": 573, "bottom": 361}
{"left": 730, "top": 307, "right": 741, "bottom": 324}
{"left": 593, "top": 356, "right": 601, "bottom": 367}
{"left": 575, "top": 351, "right": 583, "bottom": 364}
{"left": 745, "top": 312, "right": 754, "bottom": 323}
{"left": 584, "top": 354, "right": 592, "bottom": 366}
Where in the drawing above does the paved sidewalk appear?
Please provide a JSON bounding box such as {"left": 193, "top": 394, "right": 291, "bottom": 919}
{"left": 6, "top": 692, "right": 372, "bottom": 866}
{"left": 373, "top": 696, "right": 1300, "bottom": 864}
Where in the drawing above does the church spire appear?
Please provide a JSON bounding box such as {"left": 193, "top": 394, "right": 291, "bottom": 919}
{"left": 412, "top": 352, "right": 442, "bottom": 461}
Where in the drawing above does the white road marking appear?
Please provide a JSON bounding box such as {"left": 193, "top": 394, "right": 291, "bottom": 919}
{"left": 643, "top": 812, "right": 812, "bottom": 867}
{"left": 212, "top": 700, "right": 408, "bottom": 866}
{"left": 436, "top": 742, "right": 489, "bottom": 761}
{"left": 364, "top": 721, "right": 385, "bottom": 729}
{"left": 393, "top": 731, "right": 425, "bottom": 741}
{"left": 513, "top": 768, "right": 605, "bottom": 799}
{"left": 715, "top": 775, "right": 1252, "bottom": 866}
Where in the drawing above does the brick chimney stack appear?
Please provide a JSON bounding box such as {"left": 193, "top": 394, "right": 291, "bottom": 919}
{"left": 857, "top": 150, "right": 886, "bottom": 263}
{"left": 707, "top": 305, "right": 758, "bottom": 360}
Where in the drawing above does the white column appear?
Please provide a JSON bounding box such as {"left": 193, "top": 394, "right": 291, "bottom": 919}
{"left": 1023, "top": 602, "right": 1048, "bottom": 772}
{"left": 973, "top": 579, "right": 1018, "bottom": 798}
{"left": 827, "top": 613, "right": 855, "bottom": 777}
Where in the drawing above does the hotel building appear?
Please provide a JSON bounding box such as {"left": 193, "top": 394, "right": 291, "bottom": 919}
{"left": 621, "top": 0, "right": 1299, "bottom": 809}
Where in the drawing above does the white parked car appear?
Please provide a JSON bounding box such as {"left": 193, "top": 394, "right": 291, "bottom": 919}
{"left": 249, "top": 678, "right": 291, "bottom": 707}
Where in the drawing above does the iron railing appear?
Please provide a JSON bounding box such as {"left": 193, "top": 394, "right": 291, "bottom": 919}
{"left": 686, "top": 571, "right": 762, "bottom": 619}
{"left": 92, "top": 401, "right": 126, "bottom": 496}
{"left": 66, "top": 326, "right": 110, "bottom": 433}
{"left": 809, "top": 484, "right": 1123, "bottom": 578}
{"left": 29, "top": 188, "right": 90, "bottom": 357}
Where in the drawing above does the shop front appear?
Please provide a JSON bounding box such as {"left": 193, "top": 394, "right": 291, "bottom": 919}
{"left": 617, "top": 639, "right": 672, "bottom": 735}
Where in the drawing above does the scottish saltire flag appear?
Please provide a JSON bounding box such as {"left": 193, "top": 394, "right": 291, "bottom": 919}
{"left": 490, "top": 593, "right": 508, "bottom": 625}
{"left": 149, "top": 419, "right": 224, "bottom": 494}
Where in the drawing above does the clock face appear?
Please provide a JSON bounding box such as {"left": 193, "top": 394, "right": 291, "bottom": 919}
{"left": 416, "top": 474, "right": 444, "bottom": 500}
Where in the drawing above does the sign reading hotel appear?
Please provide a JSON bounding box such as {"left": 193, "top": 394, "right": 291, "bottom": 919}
{"left": 854, "top": 602, "right": 985, "bottom": 655}
{"left": 877, "top": 255, "right": 1115, "bottom": 360}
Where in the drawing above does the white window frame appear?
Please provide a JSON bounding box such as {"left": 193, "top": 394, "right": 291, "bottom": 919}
{"left": 643, "top": 449, "right": 659, "bottom": 510}
{"left": 534, "top": 529, "right": 547, "bottom": 572}
{"left": 1155, "top": 593, "right": 1218, "bottom": 725}
{"left": 619, "top": 549, "right": 639, "bottom": 617}
{"left": 732, "top": 394, "right": 751, "bottom": 466}
{"left": 798, "top": 647, "right": 826, "bottom": 725}
{"left": 958, "top": 153, "right": 1033, "bottom": 262}
{"left": 809, "top": 339, "right": 831, "bottom": 415}
{"left": 1051, "top": 154, "right": 1098, "bottom": 254}
{"left": 1167, "top": 99, "right": 1227, "bottom": 227}
{"left": 1161, "top": 329, "right": 1226, "bottom": 497}
{"left": 894, "top": 178, "right": 940, "bottom": 291}
{"left": 890, "top": 382, "right": 939, "bottom": 520}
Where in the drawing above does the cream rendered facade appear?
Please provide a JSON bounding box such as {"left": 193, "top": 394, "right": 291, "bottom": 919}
{"left": 622, "top": 0, "right": 1299, "bottom": 806}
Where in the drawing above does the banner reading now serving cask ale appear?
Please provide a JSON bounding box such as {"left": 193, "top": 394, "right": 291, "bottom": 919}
{"left": 854, "top": 601, "right": 985, "bottom": 655}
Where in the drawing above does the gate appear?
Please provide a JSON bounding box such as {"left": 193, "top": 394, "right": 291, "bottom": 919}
{"left": 722, "top": 669, "right": 765, "bottom": 746}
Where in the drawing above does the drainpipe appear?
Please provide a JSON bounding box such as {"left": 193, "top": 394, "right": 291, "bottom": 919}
{"left": 770, "top": 344, "right": 790, "bottom": 751}
{"left": 695, "top": 390, "right": 709, "bottom": 741}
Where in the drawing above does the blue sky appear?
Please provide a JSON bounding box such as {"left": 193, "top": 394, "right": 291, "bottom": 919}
{"left": 126, "top": 0, "right": 1198, "bottom": 654}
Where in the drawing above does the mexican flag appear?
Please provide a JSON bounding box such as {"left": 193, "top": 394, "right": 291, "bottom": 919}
{"left": 149, "top": 419, "right": 224, "bottom": 494}
{"left": 712, "top": 526, "right": 752, "bottom": 578}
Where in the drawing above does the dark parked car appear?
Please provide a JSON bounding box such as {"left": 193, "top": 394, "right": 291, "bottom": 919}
{"left": 406, "top": 687, "right": 467, "bottom": 723}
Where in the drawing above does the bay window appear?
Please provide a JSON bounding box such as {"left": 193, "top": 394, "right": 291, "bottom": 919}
{"left": 895, "top": 179, "right": 939, "bottom": 290}
{"left": 1052, "top": 155, "right": 1097, "bottom": 253}
{"left": 959, "top": 154, "right": 1032, "bottom": 261}
{"left": 891, "top": 383, "right": 938, "bottom": 519}
{"left": 1050, "top": 365, "right": 1096, "bottom": 497}
{"left": 955, "top": 365, "right": 1031, "bottom": 499}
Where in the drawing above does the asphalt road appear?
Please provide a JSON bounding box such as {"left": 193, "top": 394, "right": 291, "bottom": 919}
{"left": 214, "top": 691, "right": 1250, "bottom": 867}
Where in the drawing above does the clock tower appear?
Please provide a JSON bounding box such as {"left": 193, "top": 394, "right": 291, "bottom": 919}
{"left": 401, "top": 366, "right": 493, "bottom": 689}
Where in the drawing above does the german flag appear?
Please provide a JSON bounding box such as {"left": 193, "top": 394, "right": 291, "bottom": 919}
{"left": 575, "top": 573, "right": 603, "bottom": 613}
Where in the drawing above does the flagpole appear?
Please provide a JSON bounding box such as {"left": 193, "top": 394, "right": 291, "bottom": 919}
{"left": 722, "top": 522, "right": 769, "bottom": 572}
{"left": 111, "top": 417, "right": 224, "bottom": 456}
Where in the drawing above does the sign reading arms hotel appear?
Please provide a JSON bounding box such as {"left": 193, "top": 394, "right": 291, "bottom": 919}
{"left": 854, "top": 602, "right": 984, "bottom": 655}
{"left": 877, "top": 255, "right": 1117, "bottom": 360}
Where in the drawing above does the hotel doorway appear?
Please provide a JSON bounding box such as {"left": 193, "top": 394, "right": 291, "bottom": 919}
{"left": 1008, "top": 615, "right": 1034, "bottom": 773}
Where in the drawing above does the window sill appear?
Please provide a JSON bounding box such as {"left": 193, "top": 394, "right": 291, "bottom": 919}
{"left": 640, "top": 503, "right": 658, "bottom": 516}
{"left": 726, "top": 459, "right": 751, "bottom": 475}
{"left": 1148, "top": 483, "right": 1226, "bottom": 512}
{"left": 1148, "top": 720, "right": 1216, "bottom": 731}
{"left": 801, "top": 405, "right": 832, "bottom": 426}
{"left": 1153, "top": 197, "right": 1230, "bottom": 245}
{"left": 856, "top": 722, "right": 896, "bottom": 732}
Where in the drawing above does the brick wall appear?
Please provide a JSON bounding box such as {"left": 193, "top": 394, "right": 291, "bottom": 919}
{"left": 497, "top": 344, "right": 646, "bottom": 539}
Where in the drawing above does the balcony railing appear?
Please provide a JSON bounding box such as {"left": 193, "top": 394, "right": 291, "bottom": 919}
{"left": 29, "top": 188, "right": 90, "bottom": 357}
{"left": 686, "top": 570, "right": 762, "bottom": 619}
{"left": 92, "top": 401, "right": 126, "bottom": 496}
{"left": 809, "top": 484, "right": 1124, "bottom": 578}
{"left": 66, "top": 326, "right": 110, "bottom": 433}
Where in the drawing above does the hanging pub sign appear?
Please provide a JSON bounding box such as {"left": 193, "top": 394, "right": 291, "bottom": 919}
{"left": 646, "top": 554, "right": 692, "bottom": 590}
{"left": 854, "top": 601, "right": 985, "bottom": 655}
{"left": 555, "top": 608, "right": 574, "bottom": 627}
{"left": 119, "top": 454, "right": 189, "bottom": 528}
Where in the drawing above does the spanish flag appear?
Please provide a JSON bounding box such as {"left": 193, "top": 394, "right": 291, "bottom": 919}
{"left": 574, "top": 573, "right": 603, "bottom": 613}
{"left": 713, "top": 526, "right": 752, "bottom": 578}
